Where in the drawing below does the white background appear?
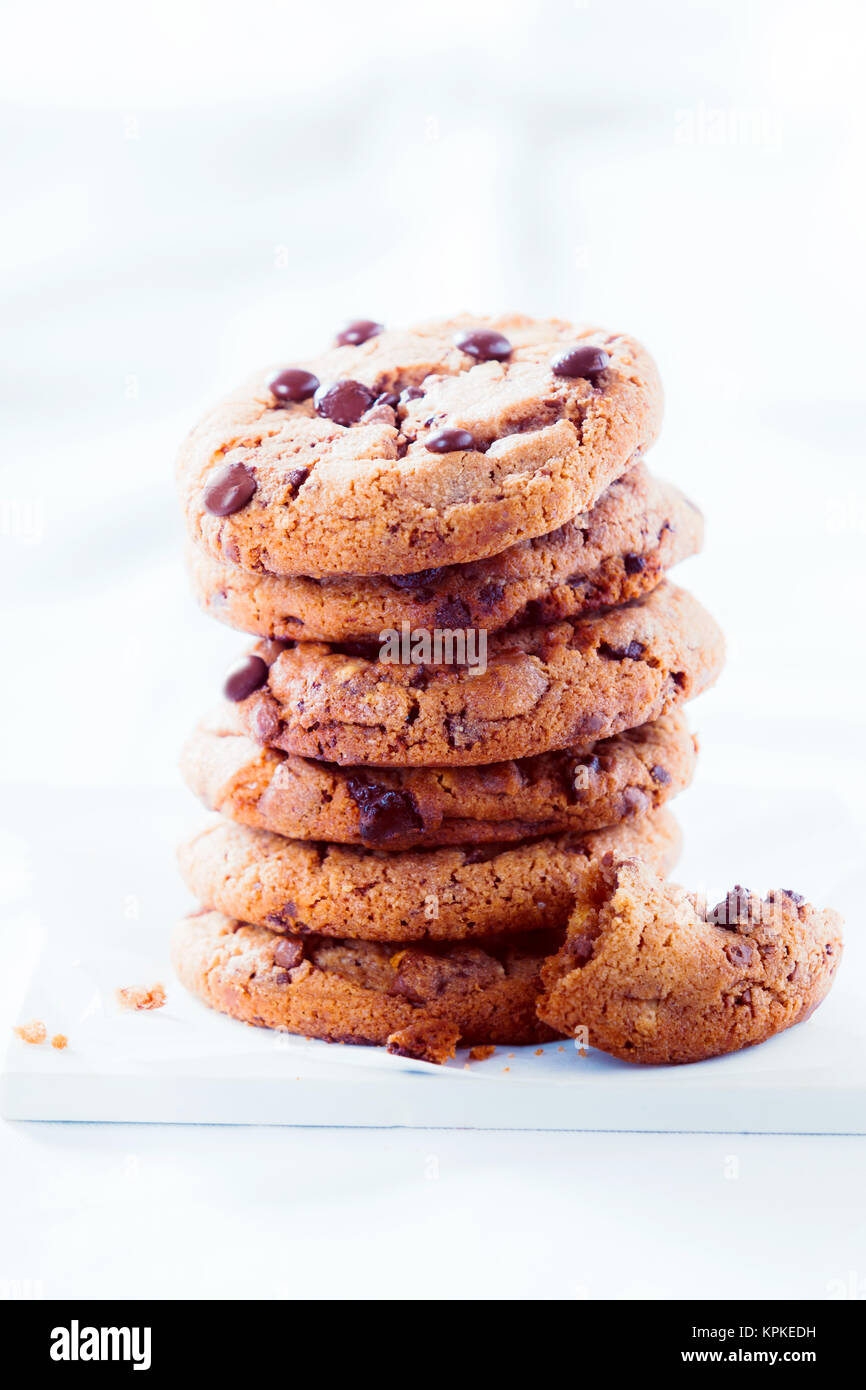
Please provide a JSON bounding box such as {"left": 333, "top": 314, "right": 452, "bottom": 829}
{"left": 2, "top": 0, "right": 865, "bottom": 1299}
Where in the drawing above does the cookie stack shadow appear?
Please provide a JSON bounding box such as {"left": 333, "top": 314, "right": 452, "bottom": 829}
{"left": 173, "top": 315, "right": 725, "bottom": 1064}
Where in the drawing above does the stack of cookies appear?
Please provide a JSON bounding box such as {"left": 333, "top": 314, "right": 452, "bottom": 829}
{"left": 173, "top": 315, "right": 726, "bottom": 1063}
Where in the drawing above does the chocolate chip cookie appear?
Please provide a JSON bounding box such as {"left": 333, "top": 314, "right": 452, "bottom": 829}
{"left": 182, "top": 703, "right": 696, "bottom": 849}
{"left": 178, "top": 314, "right": 663, "bottom": 577}
{"left": 186, "top": 464, "right": 700, "bottom": 641}
{"left": 537, "top": 857, "right": 843, "bottom": 1064}
{"left": 230, "top": 581, "right": 723, "bottom": 766}
{"left": 172, "top": 910, "right": 560, "bottom": 1060}
{"left": 177, "top": 808, "right": 680, "bottom": 942}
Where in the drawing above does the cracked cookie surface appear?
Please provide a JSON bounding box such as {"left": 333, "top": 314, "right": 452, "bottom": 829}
{"left": 537, "top": 857, "right": 843, "bottom": 1064}
{"left": 186, "top": 464, "right": 700, "bottom": 641}
{"left": 182, "top": 704, "right": 696, "bottom": 850}
{"left": 172, "top": 910, "right": 561, "bottom": 1059}
{"left": 177, "top": 808, "right": 680, "bottom": 942}
{"left": 232, "top": 581, "right": 723, "bottom": 766}
{"left": 178, "top": 314, "right": 663, "bottom": 577}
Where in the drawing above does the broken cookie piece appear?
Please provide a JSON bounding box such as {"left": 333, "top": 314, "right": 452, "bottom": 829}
{"left": 537, "top": 855, "right": 842, "bottom": 1064}
{"left": 385, "top": 1019, "right": 461, "bottom": 1065}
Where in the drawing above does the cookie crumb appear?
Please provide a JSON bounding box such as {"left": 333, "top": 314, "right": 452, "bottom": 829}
{"left": 13, "top": 1019, "right": 46, "bottom": 1045}
{"left": 469, "top": 1044, "right": 496, "bottom": 1062}
{"left": 116, "top": 983, "right": 166, "bottom": 1011}
{"left": 51, "top": 1034, "right": 68, "bottom": 1050}
{"left": 534, "top": 1048, "right": 544, "bottom": 1056}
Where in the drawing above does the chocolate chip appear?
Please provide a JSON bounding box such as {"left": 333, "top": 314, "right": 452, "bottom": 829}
{"left": 781, "top": 889, "right": 805, "bottom": 904}
{"left": 566, "top": 932, "right": 595, "bottom": 965}
{"left": 650, "top": 764, "right": 672, "bottom": 785}
{"left": 426, "top": 427, "right": 475, "bottom": 453}
{"left": 335, "top": 319, "right": 383, "bottom": 346}
{"left": 454, "top": 328, "right": 512, "bottom": 362}
{"left": 251, "top": 698, "right": 282, "bottom": 744}
{"left": 273, "top": 937, "right": 305, "bottom": 970}
{"left": 709, "top": 887, "right": 752, "bottom": 927}
{"left": 598, "top": 639, "right": 645, "bottom": 661}
{"left": 314, "top": 379, "right": 377, "bottom": 426}
{"left": 620, "top": 786, "right": 650, "bottom": 817}
{"left": 399, "top": 386, "right": 425, "bottom": 405}
{"left": 388, "top": 567, "right": 447, "bottom": 591}
{"left": 268, "top": 368, "right": 319, "bottom": 403}
{"left": 477, "top": 581, "right": 505, "bottom": 611}
{"left": 266, "top": 902, "right": 299, "bottom": 927}
{"left": 285, "top": 466, "right": 310, "bottom": 497}
{"left": 724, "top": 939, "right": 754, "bottom": 968}
{"left": 446, "top": 714, "right": 478, "bottom": 749}
{"left": 203, "top": 461, "right": 257, "bottom": 516}
{"left": 521, "top": 599, "right": 546, "bottom": 627}
{"left": 346, "top": 779, "right": 423, "bottom": 845}
{"left": 434, "top": 597, "right": 471, "bottom": 628}
{"left": 223, "top": 654, "right": 269, "bottom": 702}
{"left": 552, "top": 344, "right": 610, "bottom": 381}
{"left": 623, "top": 553, "right": 646, "bottom": 574}
{"left": 373, "top": 391, "right": 399, "bottom": 409}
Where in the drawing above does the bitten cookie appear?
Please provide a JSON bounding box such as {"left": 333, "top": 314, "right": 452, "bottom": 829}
{"left": 182, "top": 704, "right": 696, "bottom": 849}
{"left": 177, "top": 809, "right": 680, "bottom": 942}
{"left": 186, "top": 464, "right": 701, "bottom": 641}
{"left": 172, "top": 911, "right": 562, "bottom": 1061}
{"left": 178, "top": 314, "right": 663, "bottom": 577}
{"left": 537, "top": 857, "right": 843, "bottom": 1064}
{"left": 230, "top": 581, "right": 723, "bottom": 766}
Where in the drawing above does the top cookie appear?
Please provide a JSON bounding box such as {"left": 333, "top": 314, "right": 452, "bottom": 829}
{"left": 178, "top": 314, "right": 663, "bottom": 576}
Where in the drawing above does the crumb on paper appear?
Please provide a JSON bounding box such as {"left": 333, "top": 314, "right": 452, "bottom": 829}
{"left": 534, "top": 1048, "right": 544, "bottom": 1056}
{"left": 468, "top": 1045, "right": 496, "bottom": 1062}
{"left": 557, "top": 1045, "right": 566, "bottom": 1052}
{"left": 116, "top": 983, "right": 166, "bottom": 1011}
{"left": 51, "top": 1034, "right": 68, "bottom": 1050}
{"left": 502, "top": 1066, "right": 510, "bottom": 1073}
{"left": 13, "top": 1019, "right": 47, "bottom": 1045}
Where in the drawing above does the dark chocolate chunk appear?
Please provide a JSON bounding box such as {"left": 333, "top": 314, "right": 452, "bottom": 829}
{"left": 388, "top": 566, "right": 447, "bottom": 590}
{"left": 314, "top": 379, "right": 377, "bottom": 425}
{"left": 273, "top": 937, "right": 305, "bottom": 970}
{"left": 285, "top": 466, "right": 310, "bottom": 497}
{"left": 203, "top": 461, "right": 257, "bottom": 516}
{"left": 598, "top": 639, "right": 646, "bottom": 661}
{"left": 425, "top": 427, "right": 475, "bottom": 453}
{"left": 454, "top": 328, "right": 512, "bottom": 362}
{"left": 346, "top": 779, "right": 424, "bottom": 845}
{"left": 335, "top": 319, "right": 383, "bottom": 347}
{"left": 223, "top": 654, "right": 269, "bottom": 702}
{"left": 434, "top": 597, "right": 472, "bottom": 628}
{"left": 552, "top": 344, "right": 610, "bottom": 381}
{"left": 268, "top": 368, "right": 319, "bottom": 403}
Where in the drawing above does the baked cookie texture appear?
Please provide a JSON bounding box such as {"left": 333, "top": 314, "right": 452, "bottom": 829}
{"left": 177, "top": 809, "right": 680, "bottom": 942}
{"left": 178, "top": 314, "right": 663, "bottom": 577}
{"left": 172, "top": 910, "right": 560, "bottom": 1060}
{"left": 186, "top": 464, "right": 701, "bottom": 642}
{"left": 182, "top": 704, "right": 696, "bottom": 849}
{"left": 537, "top": 857, "right": 843, "bottom": 1064}
{"left": 234, "top": 581, "right": 723, "bottom": 766}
